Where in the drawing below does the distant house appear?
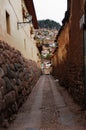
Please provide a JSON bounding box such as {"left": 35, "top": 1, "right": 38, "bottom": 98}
{"left": 0, "top": 0, "right": 39, "bottom": 63}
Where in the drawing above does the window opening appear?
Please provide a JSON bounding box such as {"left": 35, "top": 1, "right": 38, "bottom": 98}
{"left": 6, "top": 11, "right": 11, "bottom": 34}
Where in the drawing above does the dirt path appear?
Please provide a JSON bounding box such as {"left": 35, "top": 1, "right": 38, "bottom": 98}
{"left": 1, "top": 75, "right": 86, "bottom": 130}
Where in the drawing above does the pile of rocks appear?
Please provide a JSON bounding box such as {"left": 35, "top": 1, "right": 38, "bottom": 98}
{"left": 0, "top": 41, "right": 41, "bottom": 127}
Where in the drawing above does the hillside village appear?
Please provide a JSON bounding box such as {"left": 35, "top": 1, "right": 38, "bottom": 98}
{"left": 34, "top": 28, "right": 58, "bottom": 74}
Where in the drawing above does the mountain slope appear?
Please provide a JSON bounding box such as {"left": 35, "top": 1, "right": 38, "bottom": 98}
{"left": 38, "top": 19, "right": 61, "bottom": 30}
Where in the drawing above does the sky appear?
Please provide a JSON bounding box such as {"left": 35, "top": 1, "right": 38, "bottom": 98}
{"left": 33, "top": 0, "right": 67, "bottom": 25}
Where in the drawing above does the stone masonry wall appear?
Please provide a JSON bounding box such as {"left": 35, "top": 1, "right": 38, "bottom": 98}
{"left": 53, "top": 0, "right": 85, "bottom": 106}
{"left": 66, "top": 0, "right": 84, "bottom": 105}
{"left": 0, "top": 41, "right": 41, "bottom": 127}
{"left": 52, "top": 23, "right": 69, "bottom": 85}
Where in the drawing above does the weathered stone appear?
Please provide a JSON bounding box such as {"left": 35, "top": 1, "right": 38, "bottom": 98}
{"left": 16, "top": 79, "right": 21, "bottom": 86}
{"left": 9, "top": 64, "right": 15, "bottom": 71}
{"left": 0, "top": 42, "right": 4, "bottom": 48}
{"left": 0, "top": 78, "right": 5, "bottom": 88}
{"left": 0, "top": 54, "right": 5, "bottom": 65}
{"left": 22, "top": 81, "right": 29, "bottom": 89}
{"left": 4, "top": 91, "right": 16, "bottom": 106}
{"left": 17, "top": 85, "right": 23, "bottom": 92}
{"left": 22, "top": 88, "right": 27, "bottom": 96}
{"left": 14, "top": 63, "right": 22, "bottom": 71}
{"left": 0, "top": 99, "right": 6, "bottom": 111}
{"left": 10, "top": 102, "right": 18, "bottom": 113}
{"left": 12, "top": 79, "right": 16, "bottom": 85}
{"left": 12, "top": 85, "right": 18, "bottom": 97}
{"left": 2, "top": 119, "right": 9, "bottom": 128}
{"left": 18, "top": 56, "right": 24, "bottom": 64}
{"left": 0, "top": 68, "right": 4, "bottom": 78}
{"left": 6, "top": 65, "right": 15, "bottom": 78}
{"left": 4, "top": 77, "right": 14, "bottom": 93}
{"left": 19, "top": 72, "right": 24, "bottom": 80}
{"left": 23, "top": 73, "right": 30, "bottom": 80}
{"left": 0, "top": 41, "right": 41, "bottom": 127}
{"left": 0, "top": 86, "right": 6, "bottom": 97}
{"left": 0, "top": 91, "right": 2, "bottom": 100}
{"left": 1, "top": 64, "right": 7, "bottom": 75}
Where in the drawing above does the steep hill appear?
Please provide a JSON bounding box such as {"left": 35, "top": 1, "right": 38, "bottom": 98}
{"left": 38, "top": 19, "right": 61, "bottom": 30}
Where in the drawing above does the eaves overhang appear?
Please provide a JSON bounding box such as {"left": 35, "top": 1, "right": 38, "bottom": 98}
{"left": 24, "top": 0, "right": 38, "bottom": 29}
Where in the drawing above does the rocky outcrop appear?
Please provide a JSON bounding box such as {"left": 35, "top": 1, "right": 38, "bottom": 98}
{"left": 0, "top": 41, "right": 41, "bottom": 127}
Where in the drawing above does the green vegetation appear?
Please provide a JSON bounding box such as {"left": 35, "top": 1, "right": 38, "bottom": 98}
{"left": 38, "top": 19, "right": 61, "bottom": 30}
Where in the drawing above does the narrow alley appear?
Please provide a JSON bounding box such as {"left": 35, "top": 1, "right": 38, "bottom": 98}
{"left": 0, "top": 0, "right": 86, "bottom": 130}
{"left": 1, "top": 75, "right": 86, "bottom": 130}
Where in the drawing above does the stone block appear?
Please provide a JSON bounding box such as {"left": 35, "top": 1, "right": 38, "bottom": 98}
{"left": 4, "top": 91, "right": 16, "bottom": 106}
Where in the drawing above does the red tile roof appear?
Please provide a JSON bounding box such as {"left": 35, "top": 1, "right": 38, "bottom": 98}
{"left": 24, "top": 0, "right": 38, "bottom": 29}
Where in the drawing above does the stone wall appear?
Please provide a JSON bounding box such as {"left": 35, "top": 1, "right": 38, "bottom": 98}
{"left": 52, "top": 23, "right": 69, "bottom": 84}
{"left": 52, "top": 0, "right": 85, "bottom": 105}
{"left": 0, "top": 41, "right": 41, "bottom": 127}
{"left": 66, "top": 0, "right": 84, "bottom": 104}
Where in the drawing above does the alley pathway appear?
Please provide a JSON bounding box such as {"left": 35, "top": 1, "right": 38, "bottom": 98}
{"left": 1, "top": 75, "right": 86, "bottom": 130}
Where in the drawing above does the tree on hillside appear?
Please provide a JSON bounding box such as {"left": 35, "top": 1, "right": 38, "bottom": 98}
{"left": 38, "top": 19, "right": 61, "bottom": 30}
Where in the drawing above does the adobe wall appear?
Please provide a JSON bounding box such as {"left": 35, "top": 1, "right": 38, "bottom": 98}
{"left": 52, "top": 23, "right": 69, "bottom": 83}
{"left": 67, "top": 0, "right": 84, "bottom": 104}
{"left": 53, "top": 0, "right": 85, "bottom": 105}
